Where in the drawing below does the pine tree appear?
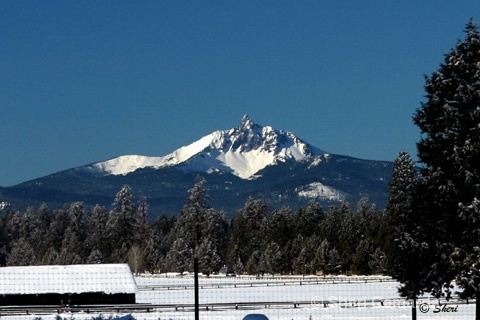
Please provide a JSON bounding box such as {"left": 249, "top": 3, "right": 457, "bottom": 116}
{"left": 384, "top": 152, "right": 418, "bottom": 276}
{"left": 314, "top": 238, "right": 330, "bottom": 275}
{"left": 143, "top": 214, "right": 173, "bottom": 273}
{"left": 6, "top": 237, "right": 37, "bottom": 266}
{"left": 337, "top": 204, "right": 359, "bottom": 265}
{"left": 291, "top": 234, "right": 318, "bottom": 275}
{"left": 137, "top": 197, "right": 149, "bottom": 244}
{"left": 57, "top": 202, "right": 86, "bottom": 264}
{"left": 326, "top": 247, "right": 342, "bottom": 274}
{"left": 368, "top": 247, "right": 387, "bottom": 274}
{"left": 29, "top": 204, "right": 50, "bottom": 259}
{"left": 86, "top": 249, "right": 104, "bottom": 264}
{"left": 352, "top": 239, "right": 374, "bottom": 275}
{"left": 44, "top": 209, "right": 68, "bottom": 254}
{"left": 406, "top": 19, "right": 480, "bottom": 315}
{"left": 197, "top": 238, "right": 223, "bottom": 275}
{"left": 321, "top": 206, "right": 340, "bottom": 244}
{"left": 259, "top": 241, "right": 285, "bottom": 275}
{"left": 4, "top": 210, "right": 28, "bottom": 241}
{"left": 293, "top": 200, "right": 324, "bottom": 237}
{"left": 42, "top": 246, "right": 59, "bottom": 265}
{"left": 164, "top": 237, "right": 193, "bottom": 272}
{"left": 246, "top": 250, "right": 262, "bottom": 275}
{"left": 143, "top": 227, "right": 165, "bottom": 273}
{"left": 228, "top": 197, "right": 268, "bottom": 267}
{"left": 164, "top": 177, "right": 211, "bottom": 273}
{"left": 181, "top": 177, "right": 210, "bottom": 245}
{"left": 84, "top": 204, "right": 109, "bottom": 261}
{"left": 107, "top": 185, "right": 138, "bottom": 262}
{"left": 201, "top": 208, "right": 229, "bottom": 270}
{"left": 267, "top": 206, "right": 294, "bottom": 249}
{"left": 0, "top": 215, "right": 6, "bottom": 266}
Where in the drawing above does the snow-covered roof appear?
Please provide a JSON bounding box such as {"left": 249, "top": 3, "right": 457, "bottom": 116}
{"left": 0, "top": 264, "right": 138, "bottom": 295}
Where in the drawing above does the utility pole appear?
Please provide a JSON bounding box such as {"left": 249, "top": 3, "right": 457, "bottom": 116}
{"left": 194, "top": 206, "right": 200, "bottom": 320}
{"left": 412, "top": 298, "right": 416, "bottom": 320}
{"left": 194, "top": 255, "right": 199, "bottom": 320}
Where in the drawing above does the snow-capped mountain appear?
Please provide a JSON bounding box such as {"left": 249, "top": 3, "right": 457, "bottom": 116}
{"left": 1, "top": 116, "right": 394, "bottom": 216}
{"left": 88, "top": 115, "right": 325, "bottom": 179}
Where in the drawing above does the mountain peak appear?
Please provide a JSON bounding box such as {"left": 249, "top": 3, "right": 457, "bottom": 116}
{"left": 231, "top": 115, "right": 265, "bottom": 153}
{"left": 239, "top": 114, "right": 256, "bottom": 130}
{"left": 90, "top": 116, "right": 326, "bottom": 179}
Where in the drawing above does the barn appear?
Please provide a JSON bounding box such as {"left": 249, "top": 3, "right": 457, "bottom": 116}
{"left": 0, "top": 263, "right": 138, "bottom": 306}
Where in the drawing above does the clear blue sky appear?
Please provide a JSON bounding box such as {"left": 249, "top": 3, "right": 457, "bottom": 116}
{"left": 1, "top": 1, "right": 479, "bottom": 187}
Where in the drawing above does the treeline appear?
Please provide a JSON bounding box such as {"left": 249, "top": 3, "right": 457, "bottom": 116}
{"left": 0, "top": 179, "right": 394, "bottom": 276}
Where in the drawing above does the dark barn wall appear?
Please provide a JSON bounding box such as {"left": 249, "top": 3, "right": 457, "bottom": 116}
{"left": 0, "top": 292, "right": 135, "bottom": 306}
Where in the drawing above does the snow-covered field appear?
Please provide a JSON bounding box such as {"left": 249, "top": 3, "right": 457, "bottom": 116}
{"left": 4, "top": 275, "right": 476, "bottom": 320}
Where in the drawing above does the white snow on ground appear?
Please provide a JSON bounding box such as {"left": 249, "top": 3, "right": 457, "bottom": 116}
{"left": 6, "top": 275, "right": 475, "bottom": 320}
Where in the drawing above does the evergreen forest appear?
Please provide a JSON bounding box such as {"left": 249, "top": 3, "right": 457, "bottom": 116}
{"left": 0, "top": 180, "right": 396, "bottom": 277}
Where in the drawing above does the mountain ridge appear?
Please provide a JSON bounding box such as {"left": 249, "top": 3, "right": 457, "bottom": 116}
{"left": 0, "top": 116, "right": 394, "bottom": 216}
{"left": 86, "top": 115, "right": 325, "bottom": 179}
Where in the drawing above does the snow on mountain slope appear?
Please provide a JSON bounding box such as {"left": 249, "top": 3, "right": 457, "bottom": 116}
{"left": 89, "top": 115, "right": 326, "bottom": 179}
{"left": 91, "top": 134, "right": 215, "bottom": 175}
{"left": 297, "top": 182, "right": 345, "bottom": 202}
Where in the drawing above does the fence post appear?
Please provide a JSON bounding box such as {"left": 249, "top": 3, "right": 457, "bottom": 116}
{"left": 412, "top": 298, "right": 417, "bottom": 320}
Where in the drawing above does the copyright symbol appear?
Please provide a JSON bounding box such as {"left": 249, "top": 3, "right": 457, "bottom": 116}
{"left": 419, "top": 303, "right": 429, "bottom": 313}
{"left": 310, "top": 296, "right": 323, "bottom": 308}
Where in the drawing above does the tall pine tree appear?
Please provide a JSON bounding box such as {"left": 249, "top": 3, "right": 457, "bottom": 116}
{"left": 107, "top": 185, "right": 138, "bottom": 262}
{"left": 404, "top": 19, "right": 480, "bottom": 316}
{"left": 385, "top": 152, "right": 418, "bottom": 279}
